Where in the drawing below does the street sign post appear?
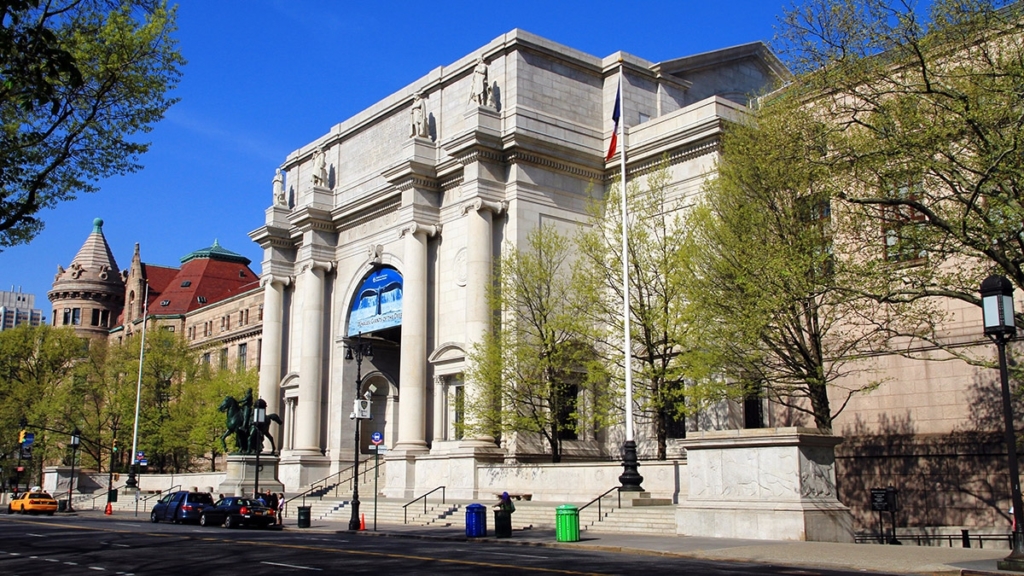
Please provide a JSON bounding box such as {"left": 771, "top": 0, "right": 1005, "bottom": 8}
{"left": 371, "top": 431, "right": 383, "bottom": 531}
{"left": 22, "top": 433, "right": 34, "bottom": 447}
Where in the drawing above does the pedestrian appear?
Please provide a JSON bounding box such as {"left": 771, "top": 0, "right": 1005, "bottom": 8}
{"left": 265, "top": 490, "right": 278, "bottom": 513}
{"left": 255, "top": 490, "right": 267, "bottom": 505}
{"left": 277, "top": 493, "right": 286, "bottom": 526}
{"left": 495, "top": 491, "right": 515, "bottom": 513}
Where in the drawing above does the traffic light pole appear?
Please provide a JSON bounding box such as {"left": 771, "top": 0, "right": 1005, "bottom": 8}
{"left": 107, "top": 429, "right": 118, "bottom": 505}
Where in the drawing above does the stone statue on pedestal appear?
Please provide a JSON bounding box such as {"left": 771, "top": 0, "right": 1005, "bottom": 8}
{"left": 273, "top": 168, "right": 286, "bottom": 207}
{"left": 410, "top": 93, "right": 428, "bottom": 138}
{"left": 218, "top": 388, "right": 283, "bottom": 455}
{"left": 469, "top": 57, "right": 489, "bottom": 107}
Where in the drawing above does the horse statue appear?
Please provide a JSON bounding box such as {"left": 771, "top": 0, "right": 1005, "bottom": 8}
{"left": 218, "top": 389, "right": 283, "bottom": 455}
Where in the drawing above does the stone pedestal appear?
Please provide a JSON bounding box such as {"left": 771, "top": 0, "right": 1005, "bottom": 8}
{"left": 217, "top": 454, "right": 283, "bottom": 497}
{"left": 677, "top": 427, "right": 855, "bottom": 542}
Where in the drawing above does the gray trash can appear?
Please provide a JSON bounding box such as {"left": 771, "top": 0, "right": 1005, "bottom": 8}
{"left": 58, "top": 499, "right": 68, "bottom": 513}
{"left": 296, "top": 505, "right": 311, "bottom": 528}
{"left": 465, "top": 503, "right": 487, "bottom": 537}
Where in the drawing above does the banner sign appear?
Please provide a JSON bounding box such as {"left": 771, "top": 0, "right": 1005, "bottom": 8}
{"left": 348, "top": 267, "right": 403, "bottom": 336}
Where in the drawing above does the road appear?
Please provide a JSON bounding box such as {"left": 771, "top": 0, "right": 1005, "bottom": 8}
{"left": 0, "top": 514, "right": 891, "bottom": 575}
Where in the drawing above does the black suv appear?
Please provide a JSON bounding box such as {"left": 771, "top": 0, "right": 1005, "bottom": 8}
{"left": 150, "top": 491, "right": 214, "bottom": 524}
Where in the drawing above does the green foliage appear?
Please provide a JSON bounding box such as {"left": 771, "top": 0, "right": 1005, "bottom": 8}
{"left": 771, "top": 0, "right": 1024, "bottom": 370}
{"left": 683, "top": 97, "right": 893, "bottom": 431}
{"left": 577, "top": 164, "right": 729, "bottom": 459}
{"left": 465, "top": 224, "right": 613, "bottom": 462}
{"left": 0, "top": 0, "right": 184, "bottom": 248}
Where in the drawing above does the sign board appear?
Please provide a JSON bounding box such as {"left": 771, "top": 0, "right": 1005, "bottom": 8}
{"left": 353, "top": 399, "right": 372, "bottom": 420}
{"left": 139, "top": 459, "right": 148, "bottom": 466}
{"left": 348, "top": 267, "right": 403, "bottom": 336}
{"left": 870, "top": 488, "right": 889, "bottom": 511}
{"left": 136, "top": 451, "right": 145, "bottom": 462}
{"left": 369, "top": 445, "right": 387, "bottom": 453}
{"left": 371, "top": 431, "right": 383, "bottom": 445}
{"left": 23, "top": 432, "right": 34, "bottom": 446}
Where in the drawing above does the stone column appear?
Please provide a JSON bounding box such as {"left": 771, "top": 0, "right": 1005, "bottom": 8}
{"left": 394, "top": 223, "right": 439, "bottom": 455}
{"left": 295, "top": 261, "right": 331, "bottom": 454}
{"left": 432, "top": 375, "right": 447, "bottom": 442}
{"left": 258, "top": 275, "right": 288, "bottom": 450}
{"left": 461, "top": 199, "right": 505, "bottom": 450}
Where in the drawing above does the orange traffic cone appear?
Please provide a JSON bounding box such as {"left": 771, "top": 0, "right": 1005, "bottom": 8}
{"left": 360, "top": 513, "right": 365, "bottom": 530}
{"left": 104, "top": 502, "right": 112, "bottom": 515}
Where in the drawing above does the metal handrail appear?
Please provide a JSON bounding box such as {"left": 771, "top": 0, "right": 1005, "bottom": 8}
{"left": 286, "top": 456, "right": 374, "bottom": 511}
{"left": 403, "top": 486, "right": 446, "bottom": 524}
{"left": 577, "top": 485, "right": 621, "bottom": 523}
{"left": 140, "top": 484, "right": 181, "bottom": 503}
{"left": 86, "top": 481, "right": 128, "bottom": 510}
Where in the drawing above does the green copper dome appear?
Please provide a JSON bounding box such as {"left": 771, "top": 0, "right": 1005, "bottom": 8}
{"left": 180, "top": 239, "right": 251, "bottom": 265}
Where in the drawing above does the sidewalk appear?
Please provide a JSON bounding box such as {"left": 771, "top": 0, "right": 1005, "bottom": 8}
{"left": 83, "top": 509, "right": 1015, "bottom": 575}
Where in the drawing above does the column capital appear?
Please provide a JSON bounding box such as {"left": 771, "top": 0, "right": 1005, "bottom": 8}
{"left": 400, "top": 222, "right": 441, "bottom": 239}
{"left": 261, "top": 274, "right": 293, "bottom": 288}
{"left": 301, "top": 260, "right": 335, "bottom": 274}
{"left": 433, "top": 374, "right": 447, "bottom": 387}
{"left": 461, "top": 198, "right": 507, "bottom": 216}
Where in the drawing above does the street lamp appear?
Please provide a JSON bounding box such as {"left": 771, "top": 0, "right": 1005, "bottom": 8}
{"left": 254, "top": 398, "right": 267, "bottom": 497}
{"left": 67, "top": 427, "right": 80, "bottom": 512}
{"left": 344, "top": 338, "right": 372, "bottom": 531}
{"left": 980, "top": 275, "right": 1024, "bottom": 571}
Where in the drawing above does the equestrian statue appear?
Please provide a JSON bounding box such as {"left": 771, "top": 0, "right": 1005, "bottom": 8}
{"left": 218, "top": 388, "right": 283, "bottom": 455}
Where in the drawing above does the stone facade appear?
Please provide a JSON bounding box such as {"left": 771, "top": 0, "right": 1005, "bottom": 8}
{"left": 249, "top": 30, "right": 788, "bottom": 497}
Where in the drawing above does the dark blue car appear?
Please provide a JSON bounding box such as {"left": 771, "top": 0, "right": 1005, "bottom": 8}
{"left": 150, "top": 491, "right": 214, "bottom": 524}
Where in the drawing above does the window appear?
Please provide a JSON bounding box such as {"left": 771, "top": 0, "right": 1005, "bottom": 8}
{"left": 238, "top": 343, "right": 247, "bottom": 369}
{"left": 554, "top": 379, "right": 579, "bottom": 441}
{"left": 100, "top": 310, "right": 110, "bottom": 327}
{"left": 258, "top": 305, "right": 263, "bottom": 322}
{"left": 453, "top": 384, "right": 465, "bottom": 440}
{"left": 63, "top": 308, "right": 71, "bottom": 325}
{"left": 219, "top": 348, "right": 228, "bottom": 369}
{"left": 160, "top": 300, "right": 170, "bottom": 306}
{"left": 163, "top": 326, "right": 174, "bottom": 332}
{"left": 197, "top": 296, "right": 207, "bottom": 304}
{"left": 798, "top": 192, "right": 834, "bottom": 277}
{"left": 202, "top": 352, "right": 211, "bottom": 365}
{"left": 91, "top": 309, "right": 100, "bottom": 326}
{"left": 181, "top": 280, "right": 191, "bottom": 287}
{"left": 882, "top": 184, "right": 927, "bottom": 263}
{"left": 71, "top": 308, "right": 81, "bottom": 326}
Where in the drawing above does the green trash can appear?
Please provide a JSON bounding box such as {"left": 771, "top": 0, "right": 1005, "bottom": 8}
{"left": 296, "top": 505, "right": 311, "bottom": 528}
{"left": 555, "top": 504, "right": 579, "bottom": 542}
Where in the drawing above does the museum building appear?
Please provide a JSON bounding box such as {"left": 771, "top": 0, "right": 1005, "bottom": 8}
{"left": 249, "top": 29, "right": 790, "bottom": 496}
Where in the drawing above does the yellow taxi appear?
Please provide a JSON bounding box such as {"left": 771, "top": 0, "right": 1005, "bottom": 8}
{"left": 7, "top": 491, "right": 58, "bottom": 515}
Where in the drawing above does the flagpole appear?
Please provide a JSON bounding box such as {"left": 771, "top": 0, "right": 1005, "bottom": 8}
{"left": 614, "top": 60, "right": 643, "bottom": 492}
{"left": 126, "top": 281, "right": 149, "bottom": 489}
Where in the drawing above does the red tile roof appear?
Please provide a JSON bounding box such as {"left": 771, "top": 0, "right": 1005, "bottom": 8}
{"left": 153, "top": 258, "right": 259, "bottom": 315}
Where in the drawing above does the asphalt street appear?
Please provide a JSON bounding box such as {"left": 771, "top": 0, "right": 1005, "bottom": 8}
{"left": 0, "top": 514, "right": 892, "bottom": 576}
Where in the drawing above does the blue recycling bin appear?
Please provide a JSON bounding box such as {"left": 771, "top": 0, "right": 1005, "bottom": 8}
{"left": 465, "top": 503, "right": 487, "bottom": 537}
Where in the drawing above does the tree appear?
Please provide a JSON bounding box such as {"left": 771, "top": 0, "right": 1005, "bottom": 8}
{"left": 771, "top": 0, "right": 1024, "bottom": 367}
{"left": 185, "top": 363, "right": 253, "bottom": 472}
{"left": 577, "top": 165, "right": 726, "bottom": 459}
{"left": 0, "top": 0, "right": 183, "bottom": 247}
{"left": 0, "top": 325, "right": 88, "bottom": 482}
{"left": 466, "top": 224, "right": 613, "bottom": 463}
{"left": 682, "top": 97, "right": 898, "bottom": 431}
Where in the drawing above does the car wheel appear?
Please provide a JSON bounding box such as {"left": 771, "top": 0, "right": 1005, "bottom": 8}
{"left": 150, "top": 511, "right": 159, "bottom": 523}
{"left": 5, "top": 506, "right": 11, "bottom": 515}
{"left": 200, "top": 514, "right": 210, "bottom": 527}
{"left": 224, "top": 515, "right": 235, "bottom": 529}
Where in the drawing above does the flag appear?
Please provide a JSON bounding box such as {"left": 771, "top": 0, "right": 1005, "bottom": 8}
{"left": 606, "top": 84, "right": 621, "bottom": 161}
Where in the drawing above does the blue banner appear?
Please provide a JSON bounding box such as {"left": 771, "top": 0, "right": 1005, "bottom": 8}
{"left": 348, "top": 267, "right": 403, "bottom": 336}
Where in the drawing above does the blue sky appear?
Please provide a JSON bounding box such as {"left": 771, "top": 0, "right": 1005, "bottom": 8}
{"left": 0, "top": 0, "right": 786, "bottom": 316}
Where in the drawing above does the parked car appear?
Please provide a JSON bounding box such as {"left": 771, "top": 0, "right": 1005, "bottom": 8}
{"left": 150, "top": 491, "right": 214, "bottom": 524}
{"left": 199, "top": 497, "right": 275, "bottom": 529}
{"left": 7, "top": 491, "right": 58, "bottom": 515}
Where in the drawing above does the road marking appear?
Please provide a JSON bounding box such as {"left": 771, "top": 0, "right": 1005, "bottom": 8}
{"left": 261, "top": 561, "right": 322, "bottom": 571}
{"left": 483, "top": 549, "right": 548, "bottom": 557}
{"left": 64, "top": 561, "right": 78, "bottom": 565}
{"left": 112, "top": 543, "right": 130, "bottom": 547}
{"left": 90, "top": 567, "right": 105, "bottom": 571}
{"left": 26, "top": 533, "right": 44, "bottom": 537}
{"left": 45, "top": 558, "right": 59, "bottom": 562}
{"left": 115, "top": 523, "right": 142, "bottom": 528}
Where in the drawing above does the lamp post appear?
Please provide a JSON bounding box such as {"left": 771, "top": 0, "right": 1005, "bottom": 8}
{"left": 344, "top": 337, "right": 372, "bottom": 531}
{"left": 67, "top": 427, "right": 80, "bottom": 512}
{"left": 980, "top": 275, "right": 1024, "bottom": 571}
{"left": 253, "top": 398, "right": 266, "bottom": 497}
